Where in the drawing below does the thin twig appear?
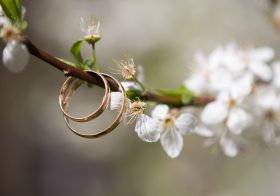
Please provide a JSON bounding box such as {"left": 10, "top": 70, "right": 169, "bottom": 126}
{"left": 22, "top": 38, "right": 214, "bottom": 107}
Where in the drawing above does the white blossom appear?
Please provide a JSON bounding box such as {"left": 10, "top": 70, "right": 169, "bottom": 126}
{"left": 201, "top": 77, "right": 252, "bottom": 135}
{"left": 184, "top": 48, "right": 226, "bottom": 94}
{"left": 152, "top": 104, "right": 195, "bottom": 158}
{"left": 110, "top": 92, "right": 160, "bottom": 142}
{"left": 195, "top": 124, "right": 243, "bottom": 157}
{"left": 184, "top": 43, "right": 280, "bottom": 157}
{"left": 2, "top": 40, "right": 29, "bottom": 73}
{"left": 80, "top": 16, "right": 101, "bottom": 43}
{"left": 0, "top": 12, "right": 29, "bottom": 72}
{"left": 184, "top": 46, "right": 235, "bottom": 95}
{"left": 227, "top": 46, "right": 274, "bottom": 81}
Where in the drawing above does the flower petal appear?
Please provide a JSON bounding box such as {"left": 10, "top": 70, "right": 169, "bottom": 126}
{"left": 194, "top": 50, "right": 207, "bottom": 66}
{"left": 220, "top": 135, "right": 238, "bottom": 157}
{"left": 121, "top": 81, "right": 142, "bottom": 91}
{"left": 253, "top": 47, "right": 275, "bottom": 62}
{"left": 174, "top": 113, "right": 196, "bottom": 134}
{"left": 80, "top": 17, "right": 88, "bottom": 33}
{"left": 193, "top": 124, "right": 214, "bottom": 137}
{"left": 0, "top": 17, "right": 11, "bottom": 27}
{"left": 110, "top": 92, "right": 123, "bottom": 110}
{"left": 227, "top": 108, "right": 251, "bottom": 135}
{"left": 230, "top": 73, "right": 253, "bottom": 99}
{"left": 135, "top": 114, "right": 160, "bottom": 142}
{"left": 255, "top": 88, "right": 280, "bottom": 111}
{"left": 184, "top": 74, "right": 207, "bottom": 95}
{"left": 272, "top": 62, "right": 280, "bottom": 88}
{"left": 208, "top": 47, "right": 224, "bottom": 68}
{"left": 136, "top": 64, "right": 144, "bottom": 83}
{"left": 201, "top": 101, "right": 228, "bottom": 125}
{"left": 160, "top": 128, "right": 183, "bottom": 158}
{"left": 3, "top": 41, "right": 29, "bottom": 72}
{"left": 151, "top": 104, "right": 169, "bottom": 120}
{"left": 210, "top": 68, "right": 233, "bottom": 92}
{"left": 263, "top": 121, "right": 276, "bottom": 144}
{"left": 249, "top": 62, "right": 272, "bottom": 81}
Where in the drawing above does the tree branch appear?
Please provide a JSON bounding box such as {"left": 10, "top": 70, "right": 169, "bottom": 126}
{"left": 22, "top": 39, "right": 214, "bottom": 107}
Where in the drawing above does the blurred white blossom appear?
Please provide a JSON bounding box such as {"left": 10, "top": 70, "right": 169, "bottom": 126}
{"left": 2, "top": 40, "right": 29, "bottom": 72}
{"left": 195, "top": 124, "right": 245, "bottom": 157}
{"left": 255, "top": 87, "right": 280, "bottom": 145}
{"left": 201, "top": 80, "right": 252, "bottom": 135}
{"left": 80, "top": 16, "right": 101, "bottom": 43}
{"left": 235, "top": 47, "right": 274, "bottom": 81}
{"left": 0, "top": 12, "right": 29, "bottom": 72}
{"left": 184, "top": 43, "right": 279, "bottom": 157}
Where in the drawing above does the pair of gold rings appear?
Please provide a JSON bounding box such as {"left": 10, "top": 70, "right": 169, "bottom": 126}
{"left": 59, "top": 70, "right": 126, "bottom": 138}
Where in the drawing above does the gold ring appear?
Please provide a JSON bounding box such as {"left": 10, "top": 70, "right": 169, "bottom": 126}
{"left": 59, "top": 70, "right": 110, "bottom": 122}
{"left": 63, "top": 73, "right": 127, "bottom": 138}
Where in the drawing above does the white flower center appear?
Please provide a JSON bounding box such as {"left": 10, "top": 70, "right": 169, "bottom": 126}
{"left": 163, "top": 115, "right": 175, "bottom": 128}
{"left": 130, "top": 101, "right": 145, "bottom": 113}
{"left": 122, "top": 65, "right": 136, "bottom": 80}
{"left": 266, "top": 110, "right": 277, "bottom": 121}
{"left": 1, "top": 26, "right": 20, "bottom": 42}
{"left": 127, "top": 100, "right": 146, "bottom": 124}
{"left": 228, "top": 98, "right": 237, "bottom": 108}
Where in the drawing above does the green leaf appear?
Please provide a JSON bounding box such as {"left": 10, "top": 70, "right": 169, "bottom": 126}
{"left": 14, "top": 0, "right": 21, "bottom": 16}
{"left": 70, "top": 39, "right": 84, "bottom": 65}
{"left": 125, "top": 90, "right": 142, "bottom": 100}
{"left": 57, "top": 57, "right": 80, "bottom": 69}
{"left": 0, "top": 0, "right": 21, "bottom": 22}
{"left": 157, "top": 88, "right": 182, "bottom": 97}
{"left": 157, "top": 86, "right": 194, "bottom": 104}
{"left": 84, "top": 58, "right": 94, "bottom": 69}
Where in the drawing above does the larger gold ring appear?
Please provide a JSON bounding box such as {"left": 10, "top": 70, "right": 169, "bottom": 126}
{"left": 59, "top": 70, "right": 110, "bottom": 122}
{"left": 63, "top": 73, "right": 127, "bottom": 138}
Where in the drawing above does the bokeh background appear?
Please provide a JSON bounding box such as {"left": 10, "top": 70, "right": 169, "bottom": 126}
{"left": 1, "top": 0, "right": 280, "bottom": 195}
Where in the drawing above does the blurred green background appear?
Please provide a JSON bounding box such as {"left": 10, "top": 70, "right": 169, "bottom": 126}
{"left": 1, "top": 0, "right": 280, "bottom": 195}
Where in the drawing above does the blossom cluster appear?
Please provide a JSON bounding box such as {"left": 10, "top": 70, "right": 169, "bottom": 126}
{"left": 111, "top": 57, "right": 196, "bottom": 158}
{"left": 111, "top": 91, "right": 196, "bottom": 158}
{"left": 185, "top": 43, "right": 280, "bottom": 157}
{"left": 112, "top": 44, "right": 280, "bottom": 158}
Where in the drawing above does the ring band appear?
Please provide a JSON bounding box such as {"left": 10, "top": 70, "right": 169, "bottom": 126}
{"left": 63, "top": 73, "right": 127, "bottom": 138}
{"left": 59, "top": 70, "right": 110, "bottom": 122}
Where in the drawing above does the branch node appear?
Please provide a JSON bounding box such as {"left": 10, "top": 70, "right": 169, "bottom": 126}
{"left": 63, "top": 70, "right": 70, "bottom": 76}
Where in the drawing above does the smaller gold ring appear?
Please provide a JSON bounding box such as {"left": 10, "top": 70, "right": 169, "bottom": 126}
{"left": 59, "top": 70, "right": 110, "bottom": 122}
